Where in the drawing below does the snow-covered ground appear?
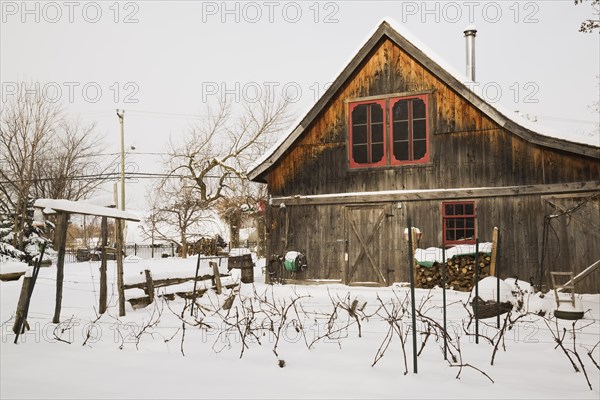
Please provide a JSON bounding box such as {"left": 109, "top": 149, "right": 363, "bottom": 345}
{"left": 1, "top": 256, "right": 599, "bottom": 399}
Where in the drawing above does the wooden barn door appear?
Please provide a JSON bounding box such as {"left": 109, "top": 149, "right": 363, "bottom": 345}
{"left": 345, "top": 205, "right": 390, "bottom": 286}
{"left": 542, "top": 194, "right": 600, "bottom": 293}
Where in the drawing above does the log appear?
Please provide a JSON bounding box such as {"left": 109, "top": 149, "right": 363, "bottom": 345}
{"left": 0, "top": 271, "right": 26, "bottom": 282}
{"left": 123, "top": 273, "right": 229, "bottom": 290}
{"left": 415, "top": 253, "right": 492, "bottom": 291}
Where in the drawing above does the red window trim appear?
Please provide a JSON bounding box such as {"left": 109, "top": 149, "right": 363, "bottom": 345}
{"left": 348, "top": 94, "right": 429, "bottom": 169}
{"left": 389, "top": 94, "right": 430, "bottom": 166}
{"left": 348, "top": 99, "right": 387, "bottom": 168}
{"left": 442, "top": 201, "right": 477, "bottom": 246}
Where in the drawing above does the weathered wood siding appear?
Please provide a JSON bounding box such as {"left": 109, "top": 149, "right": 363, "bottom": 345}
{"left": 263, "top": 36, "right": 600, "bottom": 293}
{"left": 268, "top": 193, "right": 599, "bottom": 293}
{"left": 541, "top": 195, "right": 600, "bottom": 293}
{"left": 266, "top": 38, "right": 599, "bottom": 196}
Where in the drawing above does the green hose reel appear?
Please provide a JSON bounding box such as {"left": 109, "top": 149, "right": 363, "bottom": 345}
{"left": 284, "top": 251, "right": 306, "bottom": 272}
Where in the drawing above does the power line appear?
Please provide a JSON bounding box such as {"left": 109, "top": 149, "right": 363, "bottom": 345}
{"left": 0, "top": 171, "right": 246, "bottom": 185}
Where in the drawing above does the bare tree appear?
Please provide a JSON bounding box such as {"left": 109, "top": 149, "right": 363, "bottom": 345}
{"left": 163, "top": 94, "right": 290, "bottom": 251}
{"left": 576, "top": 0, "right": 600, "bottom": 33}
{"left": 0, "top": 87, "right": 60, "bottom": 250}
{"left": 169, "top": 94, "right": 291, "bottom": 210}
{"left": 31, "top": 118, "right": 107, "bottom": 201}
{"left": 0, "top": 84, "right": 108, "bottom": 255}
{"left": 140, "top": 179, "right": 219, "bottom": 258}
{"left": 215, "top": 182, "right": 268, "bottom": 253}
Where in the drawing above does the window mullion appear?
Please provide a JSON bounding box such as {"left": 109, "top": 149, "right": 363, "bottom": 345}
{"left": 367, "top": 107, "right": 372, "bottom": 164}
{"left": 408, "top": 101, "right": 414, "bottom": 161}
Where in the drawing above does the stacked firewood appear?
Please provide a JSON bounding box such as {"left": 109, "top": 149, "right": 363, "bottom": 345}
{"left": 415, "top": 254, "right": 492, "bottom": 291}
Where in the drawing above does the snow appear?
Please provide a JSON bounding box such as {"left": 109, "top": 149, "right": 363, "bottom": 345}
{"left": 285, "top": 251, "right": 302, "bottom": 262}
{"left": 0, "top": 260, "right": 29, "bottom": 275}
{"left": 33, "top": 199, "right": 141, "bottom": 221}
{"left": 415, "top": 242, "right": 493, "bottom": 264}
{"left": 471, "top": 276, "right": 513, "bottom": 303}
{"left": 556, "top": 300, "right": 584, "bottom": 313}
{"left": 1, "top": 256, "right": 599, "bottom": 399}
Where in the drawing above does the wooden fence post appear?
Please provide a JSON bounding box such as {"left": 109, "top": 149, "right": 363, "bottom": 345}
{"left": 116, "top": 218, "right": 126, "bottom": 316}
{"left": 490, "top": 227, "right": 499, "bottom": 277}
{"left": 99, "top": 216, "right": 108, "bottom": 314}
{"left": 52, "top": 212, "right": 69, "bottom": 324}
{"left": 210, "top": 261, "right": 222, "bottom": 295}
{"left": 13, "top": 271, "right": 32, "bottom": 334}
{"left": 144, "top": 269, "right": 154, "bottom": 303}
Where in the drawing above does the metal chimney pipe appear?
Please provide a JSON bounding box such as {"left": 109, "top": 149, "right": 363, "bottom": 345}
{"left": 464, "top": 25, "right": 477, "bottom": 82}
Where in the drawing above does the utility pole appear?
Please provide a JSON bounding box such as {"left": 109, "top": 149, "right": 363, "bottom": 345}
{"left": 116, "top": 109, "right": 126, "bottom": 211}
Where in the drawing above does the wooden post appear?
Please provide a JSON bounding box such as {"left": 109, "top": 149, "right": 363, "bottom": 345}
{"left": 210, "top": 261, "right": 222, "bottom": 295}
{"left": 144, "top": 269, "right": 154, "bottom": 303}
{"left": 441, "top": 246, "right": 447, "bottom": 361}
{"left": 13, "top": 242, "right": 47, "bottom": 343}
{"left": 13, "top": 270, "right": 32, "bottom": 334}
{"left": 52, "top": 212, "right": 68, "bottom": 324}
{"left": 407, "top": 217, "right": 418, "bottom": 374}
{"left": 116, "top": 218, "right": 126, "bottom": 316}
{"left": 474, "top": 239, "right": 479, "bottom": 344}
{"left": 411, "top": 227, "right": 418, "bottom": 285}
{"left": 492, "top": 227, "right": 501, "bottom": 329}
{"left": 190, "top": 254, "right": 202, "bottom": 316}
{"left": 490, "top": 227, "right": 499, "bottom": 277}
{"left": 99, "top": 216, "right": 108, "bottom": 314}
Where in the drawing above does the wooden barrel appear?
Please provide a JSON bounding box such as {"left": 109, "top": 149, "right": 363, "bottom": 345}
{"left": 229, "top": 253, "right": 254, "bottom": 284}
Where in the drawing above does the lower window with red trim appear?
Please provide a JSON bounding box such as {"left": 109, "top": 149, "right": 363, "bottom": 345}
{"left": 443, "top": 201, "right": 476, "bottom": 246}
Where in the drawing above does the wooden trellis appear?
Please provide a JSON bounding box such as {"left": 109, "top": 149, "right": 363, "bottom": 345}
{"left": 31, "top": 199, "right": 140, "bottom": 323}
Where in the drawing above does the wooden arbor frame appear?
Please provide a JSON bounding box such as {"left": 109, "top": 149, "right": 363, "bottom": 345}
{"left": 33, "top": 199, "right": 140, "bottom": 321}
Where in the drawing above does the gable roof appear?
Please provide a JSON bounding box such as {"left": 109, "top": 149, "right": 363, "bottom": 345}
{"left": 248, "top": 19, "right": 599, "bottom": 183}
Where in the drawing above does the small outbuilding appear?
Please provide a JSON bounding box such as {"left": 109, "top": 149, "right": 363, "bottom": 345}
{"left": 249, "top": 20, "right": 600, "bottom": 292}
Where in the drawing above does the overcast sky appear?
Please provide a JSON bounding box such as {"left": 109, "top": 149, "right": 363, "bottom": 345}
{"left": 2, "top": 0, "right": 599, "bottom": 218}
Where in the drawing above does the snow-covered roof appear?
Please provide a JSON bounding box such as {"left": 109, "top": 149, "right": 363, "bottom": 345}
{"left": 248, "top": 18, "right": 599, "bottom": 182}
{"left": 34, "top": 199, "right": 141, "bottom": 221}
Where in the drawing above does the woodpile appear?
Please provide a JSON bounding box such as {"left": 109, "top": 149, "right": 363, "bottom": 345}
{"left": 415, "top": 254, "right": 492, "bottom": 292}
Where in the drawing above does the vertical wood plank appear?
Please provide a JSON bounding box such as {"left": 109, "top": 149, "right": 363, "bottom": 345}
{"left": 490, "top": 227, "right": 499, "bottom": 277}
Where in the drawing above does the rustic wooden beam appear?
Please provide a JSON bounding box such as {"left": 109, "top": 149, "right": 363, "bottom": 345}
{"left": 270, "top": 182, "right": 600, "bottom": 207}
{"left": 52, "top": 212, "right": 69, "bottom": 324}
{"left": 489, "top": 227, "right": 499, "bottom": 277}
{"left": 123, "top": 273, "right": 230, "bottom": 290}
{"left": 0, "top": 271, "right": 26, "bottom": 282}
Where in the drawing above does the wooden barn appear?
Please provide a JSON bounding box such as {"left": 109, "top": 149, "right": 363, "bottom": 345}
{"left": 248, "top": 21, "right": 600, "bottom": 293}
